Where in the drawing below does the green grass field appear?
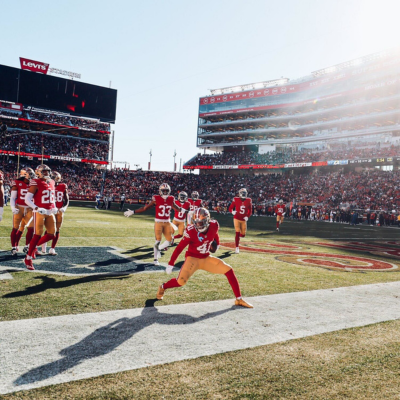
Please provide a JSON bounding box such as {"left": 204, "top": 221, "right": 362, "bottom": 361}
{"left": 1, "top": 203, "right": 400, "bottom": 399}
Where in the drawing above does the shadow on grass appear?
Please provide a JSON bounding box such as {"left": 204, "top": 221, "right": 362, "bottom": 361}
{"left": 3, "top": 274, "right": 130, "bottom": 299}
{"left": 14, "top": 299, "right": 234, "bottom": 386}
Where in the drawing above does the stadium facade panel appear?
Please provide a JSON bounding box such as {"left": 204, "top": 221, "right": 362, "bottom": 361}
{"left": 190, "top": 49, "right": 400, "bottom": 171}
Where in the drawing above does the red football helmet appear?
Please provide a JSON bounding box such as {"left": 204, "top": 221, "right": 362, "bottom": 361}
{"left": 192, "top": 207, "right": 210, "bottom": 233}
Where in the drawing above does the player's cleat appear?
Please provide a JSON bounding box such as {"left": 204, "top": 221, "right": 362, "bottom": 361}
{"left": 235, "top": 298, "right": 253, "bottom": 308}
{"left": 156, "top": 285, "right": 165, "bottom": 300}
{"left": 276, "top": 228, "right": 279, "bottom": 232}
{"left": 24, "top": 257, "right": 35, "bottom": 271}
{"left": 235, "top": 247, "right": 240, "bottom": 254}
{"left": 154, "top": 259, "right": 160, "bottom": 266}
{"left": 23, "top": 246, "right": 29, "bottom": 254}
{"left": 11, "top": 247, "right": 18, "bottom": 256}
{"left": 49, "top": 248, "right": 57, "bottom": 256}
{"left": 165, "top": 265, "right": 173, "bottom": 274}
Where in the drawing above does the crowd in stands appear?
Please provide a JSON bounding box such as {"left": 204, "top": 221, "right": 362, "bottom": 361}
{"left": 0, "top": 133, "right": 109, "bottom": 161}
{"left": 28, "top": 111, "right": 110, "bottom": 131}
{"left": 1, "top": 158, "right": 400, "bottom": 221}
{"left": 1, "top": 160, "right": 104, "bottom": 198}
{"left": 186, "top": 143, "right": 400, "bottom": 167}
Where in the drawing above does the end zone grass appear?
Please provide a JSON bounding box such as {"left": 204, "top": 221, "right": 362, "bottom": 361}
{"left": 1, "top": 205, "right": 400, "bottom": 321}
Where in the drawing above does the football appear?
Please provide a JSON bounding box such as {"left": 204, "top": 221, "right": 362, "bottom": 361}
{"left": 210, "top": 239, "right": 218, "bottom": 253}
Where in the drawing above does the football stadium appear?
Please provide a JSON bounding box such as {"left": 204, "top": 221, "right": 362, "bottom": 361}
{"left": 1, "top": 46, "right": 400, "bottom": 399}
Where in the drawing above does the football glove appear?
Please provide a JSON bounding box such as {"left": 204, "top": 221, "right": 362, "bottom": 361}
{"left": 124, "top": 209, "right": 135, "bottom": 217}
{"left": 232, "top": 211, "right": 237, "bottom": 215}
{"left": 38, "top": 208, "right": 48, "bottom": 215}
{"left": 0, "top": 207, "right": 3, "bottom": 222}
{"left": 12, "top": 207, "right": 20, "bottom": 215}
{"left": 244, "top": 216, "right": 248, "bottom": 221}
{"left": 50, "top": 208, "right": 59, "bottom": 215}
{"left": 166, "top": 265, "right": 174, "bottom": 274}
{"left": 59, "top": 207, "right": 67, "bottom": 213}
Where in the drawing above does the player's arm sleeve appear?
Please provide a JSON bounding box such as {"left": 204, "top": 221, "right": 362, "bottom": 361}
{"left": 228, "top": 201, "right": 234, "bottom": 213}
{"left": 0, "top": 183, "right": 3, "bottom": 208}
{"left": 25, "top": 192, "right": 37, "bottom": 209}
{"left": 63, "top": 190, "right": 70, "bottom": 208}
{"left": 214, "top": 232, "right": 220, "bottom": 246}
{"left": 10, "top": 190, "right": 17, "bottom": 208}
{"left": 168, "top": 236, "right": 189, "bottom": 266}
{"left": 247, "top": 200, "right": 252, "bottom": 217}
{"left": 172, "top": 202, "right": 182, "bottom": 212}
{"left": 135, "top": 201, "right": 155, "bottom": 214}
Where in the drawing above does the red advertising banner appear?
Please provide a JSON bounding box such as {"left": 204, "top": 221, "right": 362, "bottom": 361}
{"left": 20, "top": 57, "right": 50, "bottom": 74}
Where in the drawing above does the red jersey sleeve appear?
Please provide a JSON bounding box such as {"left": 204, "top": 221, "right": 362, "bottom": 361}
{"left": 228, "top": 201, "right": 234, "bottom": 213}
{"left": 168, "top": 235, "right": 190, "bottom": 266}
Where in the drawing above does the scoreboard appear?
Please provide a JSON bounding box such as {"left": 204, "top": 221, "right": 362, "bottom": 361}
{"left": 0, "top": 64, "right": 117, "bottom": 122}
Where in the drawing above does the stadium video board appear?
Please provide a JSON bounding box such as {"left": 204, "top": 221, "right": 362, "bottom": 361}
{"left": 0, "top": 64, "right": 117, "bottom": 122}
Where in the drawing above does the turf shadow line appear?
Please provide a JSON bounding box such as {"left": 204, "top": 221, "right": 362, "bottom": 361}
{"left": 2, "top": 274, "right": 130, "bottom": 299}
{"left": 13, "top": 299, "right": 234, "bottom": 386}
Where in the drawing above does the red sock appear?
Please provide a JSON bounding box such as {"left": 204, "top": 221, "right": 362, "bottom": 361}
{"left": 174, "top": 234, "right": 183, "bottom": 239}
{"left": 26, "top": 228, "right": 34, "bottom": 245}
{"left": 51, "top": 232, "right": 60, "bottom": 248}
{"left": 239, "top": 233, "right": 245, "bottom": 238}
{"left": 235, "top": 232, "right": 240, "bottom": 247}
{"left": 276, "top": 221, "right": 280, "bottom": 228}
{"left": 15, "top": 230, "right": 23, "bottom": 246}
{"left": 10, "top": 228, "right": 18, "bottom": 247}
{"left": 225, "top": 269, "right": 241, "bottom": 298}
{"left": 37, "top": 233, "right": 55, "bottom": 246}
{"left": 163, "top": 278, "right": 181, "bottom": 290}
{"left": 28, "top": 234, "right": 41, "bottom": 257}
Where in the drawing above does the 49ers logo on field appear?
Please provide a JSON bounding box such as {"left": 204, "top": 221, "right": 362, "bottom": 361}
{"left": 219, "top": 242, "right": 399, "bottom": 272}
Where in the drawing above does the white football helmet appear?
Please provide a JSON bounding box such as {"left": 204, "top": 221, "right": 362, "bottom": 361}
{"left": 191, "top": 191, "right": 199, "bottom": 200}
{"left": 35, "top": 164, "right": 51, "bottom": 181}
{"left": 159, "top": 183, "right": 171, "bottom": 199}
{"left": 238, "top": 188, "right": 248, "bottom": 199}
{"left": 178, "top": 191, "right": 188, "bottom": 202}
{"left": 278, "top": 199, "right": 284, "bottom": 204}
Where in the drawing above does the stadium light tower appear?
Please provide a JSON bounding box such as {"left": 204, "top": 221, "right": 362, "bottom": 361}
{"left": 149, "top": 149, "right": 152, "bottom": 170}
{"left": 173, "top": 150, "right": 177, "bottom": 172}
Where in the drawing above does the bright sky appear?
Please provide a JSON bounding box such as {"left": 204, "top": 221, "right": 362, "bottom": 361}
{"left": 2, "top": 0, "right": 400, "bottom": 171}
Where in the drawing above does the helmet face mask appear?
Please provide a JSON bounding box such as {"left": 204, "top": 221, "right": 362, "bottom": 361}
{"left": 159, "top": 183, "right": 171, "bottom": 199}
{"left": 35, "top": 164, "right": 51, "bottom": 181}
{"left": 20, "top": 168, "right": 36, "bottom": 180}
{"left": 238, "top": 188, "right": 247, "bottom": 199}
{"left": 178, "top": 191, "right": 188, "bottom": 203}
{"left": 52, "top": 171, "right": 62, "bottom": 182}
{"left": 192, "top": 207, "right": 210, "bottom": 233}
{"left": 191, "top": 191, "right": 199, "bottom": 200}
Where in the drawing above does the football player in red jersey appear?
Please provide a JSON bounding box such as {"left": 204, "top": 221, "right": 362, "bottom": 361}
{"left": 156, "top": 208, "right": 253, "bottom": 308}
{"left": 0, "top": 169, "right": 4, "bottom": 222}
{"left": 124, "top": 183, "right": 184, "bottom": 265}
{"left": 10, "top": 168, "right": 36, "bottom": 255}
{"left": 41, "top": 171, "right": 69, "bottom": 255}
{"left": 171, "top": 191, "right": 190, "bottom": 242}
{"left": 187, "top": 191, "right": 203, "bottom": 226}
{"left": 275, "top": 199, "right": 285, "bottom": 232}
{"left": 23, "top": 164, "right": 58, "bottom": 270}
{"left": 228, "top": 188, "right": 252, "bottom": 254}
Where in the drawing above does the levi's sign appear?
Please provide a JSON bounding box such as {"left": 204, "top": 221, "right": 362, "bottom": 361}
{"left": 20, "top": 57, "right": 49, "bottom": 74}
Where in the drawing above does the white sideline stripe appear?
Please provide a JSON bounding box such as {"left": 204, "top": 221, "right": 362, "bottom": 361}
{"left": 1, "top": 281, "right": 400, "bottom": 394}
{"left": 0, "top": 270, "right": 13, "bottom": 280}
